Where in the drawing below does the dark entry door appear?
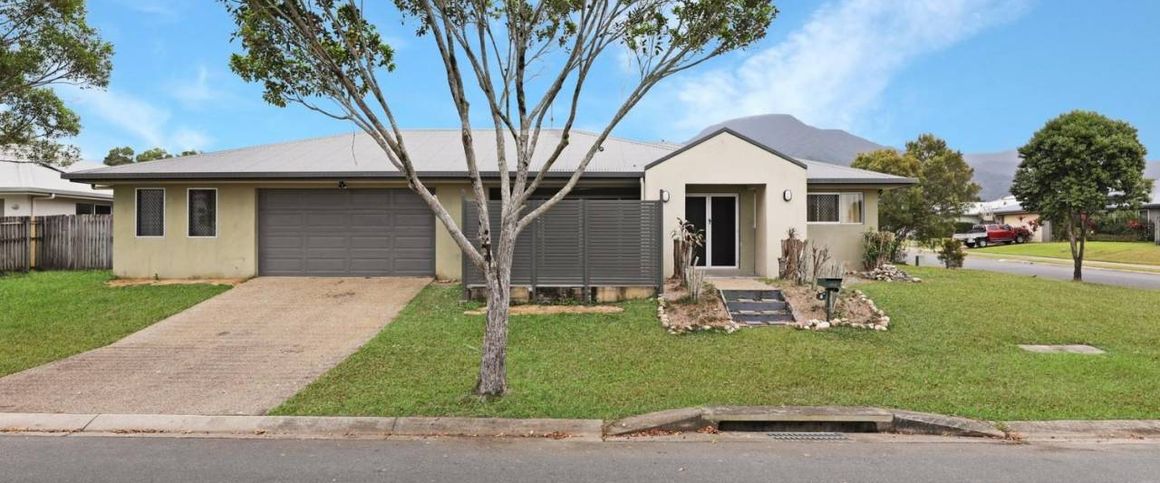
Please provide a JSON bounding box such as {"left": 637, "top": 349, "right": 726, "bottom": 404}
{"left": 684, "top": 196, "right": 708, "bottom": 267}
{"left": 684, "top": 195, "right": 737, "bottom": 268}
{"left": 710, "top": 196, "right": 737, "bottom": 267}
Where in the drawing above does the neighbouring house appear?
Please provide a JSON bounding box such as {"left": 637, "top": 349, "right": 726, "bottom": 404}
{"left": 962, "top": 195, "right": 1050, "bottom": 242}
{"left": 1, "top": 159, "right": 113, "bottom": 217}
{"left": 64, "top": 128, "right": 914, "bottom": 289}
{"left": 1143, "top": 189, "right": 1160, "bottom": 245}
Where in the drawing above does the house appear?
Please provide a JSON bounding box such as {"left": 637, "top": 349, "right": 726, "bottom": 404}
{"left": 1143, "top": 189, "right": 1160, "bottom": 245}
{"left": 63, "top": 128, "right": 914, "bottom": 285}
{"left": 962, "top": 195, "right": 1051, "bottom": 242}
{"left": 1, "top": 159, "right": 113, "bottom": 217}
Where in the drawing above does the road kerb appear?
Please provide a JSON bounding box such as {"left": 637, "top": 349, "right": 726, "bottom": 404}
{"left": 0, "top": 413, "right": 603, "bottom": 441}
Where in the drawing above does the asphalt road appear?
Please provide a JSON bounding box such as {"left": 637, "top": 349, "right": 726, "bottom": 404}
{"left": 910, "top": 250, "right": 1160, "bottom": 290}
{"left": 2, "top": 435, "right": 1158, "bottom": 482}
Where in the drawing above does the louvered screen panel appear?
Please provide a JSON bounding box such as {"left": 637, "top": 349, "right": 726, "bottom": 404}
{"left": 462, "top": 199, "right": 662, "bottom": 289}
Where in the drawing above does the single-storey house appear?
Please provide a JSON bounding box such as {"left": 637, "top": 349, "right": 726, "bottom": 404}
{"left": 963, "top": 195, "right": 1050, "bottom": 242}
{"left": 1144, "top": 189, "right": 1160, "bottom": 245}
{"left": 1, "top": 159, "right": 113, "bottom": 217}
{"left": 64, "top": 128, "right": 914, "bottom": 286}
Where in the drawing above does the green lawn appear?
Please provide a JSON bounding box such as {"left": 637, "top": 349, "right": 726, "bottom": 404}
{"left": 978, "top": 241, "right": 1160, "bottom": 266}
{"left": 0, "top": 271, "right": 229, "bottom": 377}
{"left": 274, "top": 267, "right": 1160, "bottom": 421}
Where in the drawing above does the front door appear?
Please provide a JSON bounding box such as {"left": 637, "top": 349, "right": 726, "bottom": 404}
{"left": 684, "top": 195, "right": 738, "bottom": 268}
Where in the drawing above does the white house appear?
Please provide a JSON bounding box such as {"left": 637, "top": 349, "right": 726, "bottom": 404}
{"left": 0, "top": 159, "right": 113, "bottom": 217}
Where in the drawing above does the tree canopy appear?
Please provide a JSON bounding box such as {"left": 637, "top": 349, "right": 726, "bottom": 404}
{"left": 851, "top": 134, "right": 980, "bottom": 242}
{"left": 103, "top": 146, "right": 198, "bottom": 166}
{"left": 0, "top": 0, "right": 113, "bottom": 166}
{"left": 1011, "top": 110, "right": 1152, "bottom": 281}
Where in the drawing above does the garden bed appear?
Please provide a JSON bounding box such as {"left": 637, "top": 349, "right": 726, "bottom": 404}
{"left": 657, "top": 279, "right": 738, "bottom": 334}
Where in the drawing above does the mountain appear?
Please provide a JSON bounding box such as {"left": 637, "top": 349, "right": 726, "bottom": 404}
{"left": 694, "top": 114, "right": 1160, "bottom": 201}
{"left": 692, "top": 114, "right": 885, "bottom": 164}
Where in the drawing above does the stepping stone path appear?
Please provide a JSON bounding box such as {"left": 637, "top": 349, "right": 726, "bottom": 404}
{"left": 720, "top": 290, "right": 794, "bottom": 326}
{"left": 1018, "top": 344, "right": 1105, "bottom": 354}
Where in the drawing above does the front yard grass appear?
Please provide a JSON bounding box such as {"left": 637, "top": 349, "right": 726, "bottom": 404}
{"left": 274, "top": 267, "right": 1160, "bottom": 421}
{"left": 0, "top": 271, "right": 229, "bottom": 377}
{"left": 978, "top": 241, "right": 1160, "bottom": 266}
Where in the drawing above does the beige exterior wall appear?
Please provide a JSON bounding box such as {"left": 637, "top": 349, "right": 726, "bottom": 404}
{"left": 806, "top": 188, "right": 879, "bottom": 271}
{"left": 643, "top": 131, "right": 808, "bottom": 278}
{"left": 113, "top": 184, "right": 258, "bottom": 279}
{"left": 110, "top": 180, "right": 457, "bottom": 279}
{"left": 434, "top": 183, "right": 469, "bottom": 280}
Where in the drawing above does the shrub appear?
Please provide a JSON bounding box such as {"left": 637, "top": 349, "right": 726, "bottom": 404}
{"left": 862, "top": 231, "right": 901, "bottom": 270}
{"left": 936, "top": 238, "right": 966, "bottom": 268}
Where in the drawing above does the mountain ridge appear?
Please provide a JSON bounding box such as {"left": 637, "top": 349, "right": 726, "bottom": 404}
{"left": 696, "top": 114, "right": 1158, "bottom": 200}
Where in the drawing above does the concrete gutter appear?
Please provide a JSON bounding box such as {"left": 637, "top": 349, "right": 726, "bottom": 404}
{"left": 4, "top": 410, "right": 1158, "bottom": 442}
{"left": 0, "top": 413, "right": 603, "bottom": 441}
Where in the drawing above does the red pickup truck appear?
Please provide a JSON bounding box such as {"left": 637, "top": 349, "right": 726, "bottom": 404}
{"left": 953, "top": 224, "right": 1032, "bottom": 248}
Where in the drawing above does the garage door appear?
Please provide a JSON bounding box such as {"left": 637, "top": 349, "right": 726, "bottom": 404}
{"left": 258, "top": 189, "right": 435, "bottom": 276}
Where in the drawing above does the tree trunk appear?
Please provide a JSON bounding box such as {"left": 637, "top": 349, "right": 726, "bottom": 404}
{"left": 1067, "top": 213, "right": 1083, "bottom": 282}
{"left": 475, "top": 229, "right": 516, "bottom": 397}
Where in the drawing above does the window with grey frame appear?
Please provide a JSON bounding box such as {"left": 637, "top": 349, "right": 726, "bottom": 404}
{"left": 188, "top": 189, "right": 217, "bottom": 237}
{"left": 136, "top": 189, "right": 165, "bottom": 237}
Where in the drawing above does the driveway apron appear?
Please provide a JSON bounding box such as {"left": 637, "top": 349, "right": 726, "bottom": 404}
{"left": 0, "top": 277, "right": 429, "bottom": 415}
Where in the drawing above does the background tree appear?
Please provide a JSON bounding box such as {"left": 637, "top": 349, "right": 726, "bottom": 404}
{"left": 223, "top": 0, "right": 776, "bottom": 396}
{"left": 103, "top": 146, "right": 135, "bottom": 166}
{"left": 852, "top": 134, "right": 980, "bottom": 242}
{"left": 136, "top": 147, "right": 173, "bottom": 162}
{"left": 1011, "top": 110, "right": 1151, "bottom": 281}
{"left": 0, "top": 0, "right": 113, "bottom": 166}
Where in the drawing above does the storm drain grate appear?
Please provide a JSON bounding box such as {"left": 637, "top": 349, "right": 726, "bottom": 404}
{"left": 766, "top": 432, "right": 848, "bottom": 441}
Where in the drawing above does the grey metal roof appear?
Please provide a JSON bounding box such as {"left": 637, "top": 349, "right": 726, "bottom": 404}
{"left": 0, "top": 159, "right": 113, "bottom": 200}
{"left": 64, "top": 128, "right": 914, "bottom": 186}
{"left": 798, "top": 158, "right": 915, "bottom": 185}
{"left": 65, "top": 129, "right": 676, "bottom": 181}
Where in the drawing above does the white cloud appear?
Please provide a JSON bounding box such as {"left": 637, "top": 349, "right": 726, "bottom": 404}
{"left": 170, "top": 65, "right": 227, "bottom": 107}
{"left": 56, "top": 86, "right": 213, "bottom": 158}
{"left": 112, "top": 0, "right": 182, "bottom": 18}
{"left": 666, "top": 0, "right": 1032, "bottom": 133}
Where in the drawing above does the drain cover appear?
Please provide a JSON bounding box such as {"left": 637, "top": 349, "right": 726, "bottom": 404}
{"left": 766, "top": 432, "right": 848, "bottom": 441}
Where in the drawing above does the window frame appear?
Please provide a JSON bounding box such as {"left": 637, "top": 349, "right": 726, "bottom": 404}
{"left": 806, "top": 192, "right": 841, "bottom": 224}
{"left": 135, "top": 188, "right": 166, "bottom": 238}
{"left": 186, "top": 187, "right": 219, "bottom": 239}
{"left": 806, "top": 191, "right": 864, "bottom": 225}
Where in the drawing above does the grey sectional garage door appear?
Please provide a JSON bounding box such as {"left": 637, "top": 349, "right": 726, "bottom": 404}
{"left": 258, "top": 189, "right": 434, "bottom": 276}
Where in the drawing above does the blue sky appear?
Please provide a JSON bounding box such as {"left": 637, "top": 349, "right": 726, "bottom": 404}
{"left": 61, "top": 0, "right": 1160, "bottom": 162}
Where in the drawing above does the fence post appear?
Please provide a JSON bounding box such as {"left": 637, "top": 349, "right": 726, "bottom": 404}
{"left": 581, "top": 199, "right": 590, "bottom": 302}
{"left": 654, "top": 201, "right": 664, "bottom": 295}
{"left": 23, "top": 217, "right": 31, "bottom": 272}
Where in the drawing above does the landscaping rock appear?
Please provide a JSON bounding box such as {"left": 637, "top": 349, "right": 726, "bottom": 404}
{"left": 860, "top": 264, "right": 920, "bottom": 282}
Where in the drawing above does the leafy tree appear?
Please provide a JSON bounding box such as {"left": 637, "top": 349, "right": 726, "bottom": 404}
{"left": 1011, "top": 110, "right": 1152, "bottom": 281}
{"left": 0, "top": 0, "right": 113, "bottom": 166}
{"left": 852, "top": 135, "right": 980, "bottom": 242}
{"left": 103, "top": 146, "right": 135, "bottom": 166}
{"left": 135, "top": 147, "right": 173, "bottom": 162}
{"left": 223, "top": 0, "right": 776, "bottom": 396}
{"left": 179, "top": 149, "right": 202, "bottom": 156}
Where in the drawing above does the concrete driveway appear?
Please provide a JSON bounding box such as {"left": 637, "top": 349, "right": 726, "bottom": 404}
{"left": 0, "top": 277, "right": 429, "bottom": 415}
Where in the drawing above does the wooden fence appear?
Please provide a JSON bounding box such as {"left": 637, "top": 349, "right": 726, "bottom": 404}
{"left": 0, "top": 215, "right": 113, "bottom": 272}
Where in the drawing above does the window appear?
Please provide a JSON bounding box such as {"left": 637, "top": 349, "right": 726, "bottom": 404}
{"left": 75, "top": 203, "right": 112, "bottom": 215}
{"left": 187, "top": 188, "right": 217, "bottom": 237}
{"left": 136, "top": 188, "right": 165, "bottom": 237}
{"left": 807, "top": 192, "right": 864, "bottom": 224}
